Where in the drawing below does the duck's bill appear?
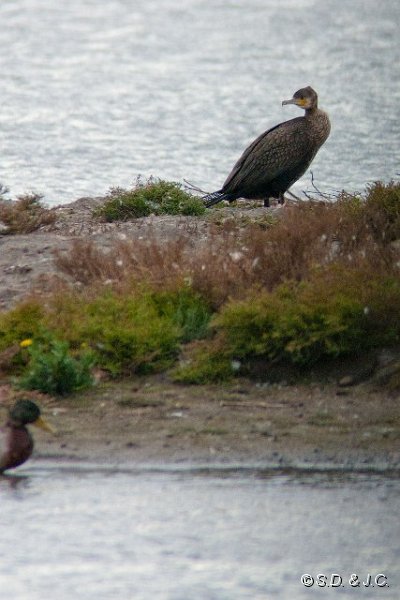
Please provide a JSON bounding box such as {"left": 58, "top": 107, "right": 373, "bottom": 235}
{"left": 33, "top": 415, "right": 56, "bottom": 434}
{"left": 282, "top": 98, "right": 297, "bottom": 106}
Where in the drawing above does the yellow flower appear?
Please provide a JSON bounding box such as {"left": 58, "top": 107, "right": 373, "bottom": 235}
{"left": 20, "top": 338, "right": 33, "bottom": 348}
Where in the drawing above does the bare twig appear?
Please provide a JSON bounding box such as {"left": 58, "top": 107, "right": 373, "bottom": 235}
{"left": 310, "top": 171, "right": 332, "bottom": 199}
{"left": 286, "top": 190, "right": 302, "bottom": 202}
{"left": 182, "top": 179, "right": 209, "bottom": 195}
{"left": 220, "top": 401, "right": 286, "bottom": 409}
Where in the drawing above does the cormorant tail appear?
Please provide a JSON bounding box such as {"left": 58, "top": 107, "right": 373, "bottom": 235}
{"left": 203, "top": 190, "right": 234, "bottom": 208}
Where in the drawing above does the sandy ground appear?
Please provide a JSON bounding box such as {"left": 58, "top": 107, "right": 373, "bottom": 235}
{"left": 1, "top": 198, "right": 400, "bottom": 470}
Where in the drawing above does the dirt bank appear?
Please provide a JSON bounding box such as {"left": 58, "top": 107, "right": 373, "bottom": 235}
{"left": 1, "top": 198, "right": 399, "bottom": 470}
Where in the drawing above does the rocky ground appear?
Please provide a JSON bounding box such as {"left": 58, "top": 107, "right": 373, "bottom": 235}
{"left": 1, "top": 198, "right": 399, "bottom": 471}
{"left": 0, "top": 196, "right": 207, "bottom": 309}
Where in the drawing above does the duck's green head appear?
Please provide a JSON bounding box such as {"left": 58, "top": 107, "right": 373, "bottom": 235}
{"left": 9, "top": 400, "right": 55, "bottom": 432}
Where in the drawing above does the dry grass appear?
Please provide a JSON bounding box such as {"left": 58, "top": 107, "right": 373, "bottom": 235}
{"left": 0, "top": 193, "right": 56, "bottom": 234}
{"left": 54, "top": 236, "right": 189, "bottom": 290}
{"left": 53, "top": 183, "right": 400, "bottom": 308}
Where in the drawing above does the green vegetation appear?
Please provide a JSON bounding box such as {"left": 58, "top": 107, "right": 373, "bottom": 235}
{"left": 215, "top": 266, "right": 400, "bottom": 364}
{"left": 0, "top": 180, "right": 399, "bottom": 391}
{"left": 152, "top": 289, "right": 212, "bottom": 343}
{"left": 0, "top": 301, "right": 45, "bottom": 352}
{"left": 173, "top": 341, "right": 235, "bottom": 384}
{"left": 18, "top": 335, "right": 95, "bottom": 396}
{"left": 0, "top": 288, "right": 212, "bottom": 381}
{"left": 46, "top": 288, "right": 211, "bottom": 376}
{"left": 94, "top": 177, "right": 206, "bottom": 221}
{"left": 175, "top": 265, "right": 400, "bottom": 382}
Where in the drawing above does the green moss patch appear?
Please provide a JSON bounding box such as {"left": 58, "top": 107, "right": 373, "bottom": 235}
{"left": 94, "top": 177, "right": 205, "bottom": 221}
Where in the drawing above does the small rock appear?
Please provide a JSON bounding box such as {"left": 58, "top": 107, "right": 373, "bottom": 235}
{"left": 4, "top": 264, "right": 32, "bottom": 275}
{"left": 338, "top": 375, "right": 355, "bottom": 387}
{"left": 125, "top": 441, "right": 138, "bottom": 448}
{"left": 167, "top": 410, "right": 185, "bottom": 418}
{"left": 373, "top": 359, "right": 400, "bottom": 387}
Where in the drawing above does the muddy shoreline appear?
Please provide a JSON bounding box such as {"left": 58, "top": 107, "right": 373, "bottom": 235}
{"left": 33, "top": 374, "right": 400, "bottom": 472}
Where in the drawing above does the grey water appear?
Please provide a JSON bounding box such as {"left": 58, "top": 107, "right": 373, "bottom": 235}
{"left": 0, "top": 0, "right": 399, "bottom": 205}
{"left": 1, "top": 463, "right": 399, "bottom": 600}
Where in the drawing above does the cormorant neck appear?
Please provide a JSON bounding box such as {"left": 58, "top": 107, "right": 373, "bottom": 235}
{"left": 305, "top": 106, "right": 318, "bottom": 117}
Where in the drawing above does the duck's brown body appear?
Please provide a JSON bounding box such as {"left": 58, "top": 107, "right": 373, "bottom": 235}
{"left": 0, "top": 400, "right": 54, "bottom": 473}
{"left": 0, "top": 422, "right": 34, "bottom": 472}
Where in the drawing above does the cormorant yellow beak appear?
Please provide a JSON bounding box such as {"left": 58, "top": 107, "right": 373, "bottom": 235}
{"left": 282, "top": 97, "right": 305, "bottom": 107}
{"left": 32, "top": 415, "right": 56, "bottom": 434}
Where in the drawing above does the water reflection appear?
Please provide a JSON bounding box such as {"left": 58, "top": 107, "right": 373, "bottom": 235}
{"left": 0, "top": 472, "right": 30, "bottom": 491}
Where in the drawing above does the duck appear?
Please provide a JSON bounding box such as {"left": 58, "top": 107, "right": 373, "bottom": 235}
{"left": 0, "top": 399, "right": 54, "bottom": 473}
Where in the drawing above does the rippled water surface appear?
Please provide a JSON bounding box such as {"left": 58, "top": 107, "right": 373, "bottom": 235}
{"left": 1, "top": 464, "right": 399, "bottom": 599}
{"left": 0, "top": 0, "right": 399, "bottom": 204}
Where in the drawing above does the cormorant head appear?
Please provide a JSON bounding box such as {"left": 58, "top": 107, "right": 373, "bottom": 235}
{"left": 282, "top": 86, "right": 318, "bottom": 110}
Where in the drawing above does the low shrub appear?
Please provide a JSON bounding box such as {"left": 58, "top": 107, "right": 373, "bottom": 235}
{"left": 18, "top": 335, "right": 95, "bottom": 396}
{"left": 172, "top": 339, "right": 235, "bottom": 384}
{"left": 151, "top": 289, "right": 212, "bottom": 343}
{"left": 42, "top": 287, "right": 211, "bottom": 376}
{"left": 46, "top": 290, "right": 180, "bottom": 376}
{"left": 175, "top": 264, "right": 400, "bottom": 381}
{"left": 0, "top": 300, "right": 46, "bottom": 353}
{"left": 363, "top": 180, "right": 400, "bottom": 243}
{"left": 0, "top": 193, "right": 55, "bottom": 233}
{"left": 94, "top": 177, "right": 205, "bottom": 221}
{"left": 0, "top": 285, "right": 212, "bottom": 380}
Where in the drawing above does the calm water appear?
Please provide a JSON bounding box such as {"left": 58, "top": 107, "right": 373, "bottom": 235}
{"left": 0, "top": 0, "right": 399, "bottom": 205}
{"left": 1, "top": 463, "right": 399, "bottom": 599}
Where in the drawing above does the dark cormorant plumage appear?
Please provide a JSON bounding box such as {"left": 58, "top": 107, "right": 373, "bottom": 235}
{"left": 204, "top": 86, "right": 331, "bottom": 208}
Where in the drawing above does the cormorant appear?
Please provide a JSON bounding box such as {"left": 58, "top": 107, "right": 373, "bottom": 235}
{"left": 203, "top": 86, "right": 330, "bottom": 208}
